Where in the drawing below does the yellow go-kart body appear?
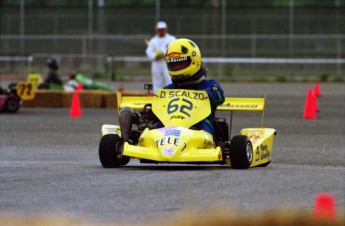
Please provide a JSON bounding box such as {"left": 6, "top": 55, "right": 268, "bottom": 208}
{"left": 101, "top": 89, "right": 276, "bottom": 167}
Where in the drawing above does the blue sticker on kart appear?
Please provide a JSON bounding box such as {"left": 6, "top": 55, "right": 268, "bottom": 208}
{"left": 164, "top": 129, "right": 181, "bottom": 138}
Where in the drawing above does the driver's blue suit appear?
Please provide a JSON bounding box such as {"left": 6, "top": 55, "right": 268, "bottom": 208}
{"left": 154, "top": 68, "right": 225, "bottom": 136}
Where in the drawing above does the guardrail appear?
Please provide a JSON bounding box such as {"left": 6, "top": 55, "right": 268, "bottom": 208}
{"left": 1, "top": 54, "right": 344, "bottom": 79}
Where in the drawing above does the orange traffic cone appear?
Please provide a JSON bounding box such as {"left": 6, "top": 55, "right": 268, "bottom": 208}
{"left": 313, "top": 90, "right": 319, "bottom": 112}
{"left": 313, "top": 193, "right": 336, "bottom": 221}
{"left": 303, "top": 89, "right": 316, "bottom": 119}
{"left": 77, "top": 83, "right": 83, "bottom": 91}
{"left": 314, "top": 83, "right": 321, "bottom": 97}
{"left": 70, "top": 89, "right": 81, "bottom": 118}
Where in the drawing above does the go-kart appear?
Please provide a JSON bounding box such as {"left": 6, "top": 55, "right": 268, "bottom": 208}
{"left": 99, "top": 84, "right": 276, "bottom": 169}
{"left": 0, "top": 84, "right": 21, "bottom": 113}
{"left": 0, "top": 82, "right": 35, "bottom": 113}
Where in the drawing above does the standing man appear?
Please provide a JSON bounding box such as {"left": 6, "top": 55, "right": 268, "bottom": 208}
{"left": 146, "top": 21, "right": 176, "bottom": 93}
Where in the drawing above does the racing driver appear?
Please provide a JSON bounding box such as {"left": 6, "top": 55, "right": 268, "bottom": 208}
{"left": 119, "top": 38, "right": 224, "bottom": 141}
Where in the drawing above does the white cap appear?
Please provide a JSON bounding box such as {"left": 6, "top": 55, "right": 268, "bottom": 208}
{"left": 156, "top": 21, "right": 167, "bottom": 29}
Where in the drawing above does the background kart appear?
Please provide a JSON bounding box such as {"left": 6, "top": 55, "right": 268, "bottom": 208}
{"left": 99, "top": 86, "right": 276, "bottom": 169}
{"left": 0, "top": 84, "right": 21, "bottom": 113}
{"left": 0, "top": 82, "right": 35, "bottom": 113}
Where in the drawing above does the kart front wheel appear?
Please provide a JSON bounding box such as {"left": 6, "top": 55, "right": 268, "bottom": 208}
{"left": 229, "top": 135, "right": 253, "bottom": 169}
{"left": 5, "top": 98, "right": 20, "bottom": 113}
{"left": 99, "top": 134, "right": 130, "bottom": 168}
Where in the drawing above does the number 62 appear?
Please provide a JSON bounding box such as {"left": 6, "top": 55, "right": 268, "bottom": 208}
{"left": 167, "top": 98, "right": 193, "bottom": 117}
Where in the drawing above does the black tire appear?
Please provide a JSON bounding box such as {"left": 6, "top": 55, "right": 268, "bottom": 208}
{"left": 119, "top": 155, "right": 131, "bottom": 166}
{"left": 229, "top": 135, "right": 253, "bottom": 169}
{"left": 99, "top": 134, "right": 130, "bottom": 168}
{"left": 5, "top": 98, "right": 20, "bottom": 113}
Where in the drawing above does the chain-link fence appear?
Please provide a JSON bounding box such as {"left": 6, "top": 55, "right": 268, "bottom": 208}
{"left": 1, "top": 6, "right": 344, "bottom": 80}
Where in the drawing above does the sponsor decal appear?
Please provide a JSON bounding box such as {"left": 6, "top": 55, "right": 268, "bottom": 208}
{"left": 204, "top": 139, "right": 214, "bottom": 147}
{"left": 159, "top": 90, "right": 207, "bottom": 100}
{"left": 220, "top": 103, "right": 259, "bottom": 109}
{"left": 255, "top": 144, "right": 270, "bottom": 161}
{"left": 166, "top": 51, "right": 187, "bottom": 64}
{"left": 171, "top": 115, "right": 185, "bottom": 120}
{"left": 261, "top": 151, "right": 270, "bottom": 160}
{"left": 255, "top": 147, "right": 260, "bottom": 161}
{"left": 181, "top": 142, "right": 187, "bottom": 152}
{"left": 261, "top": 144, "right": 268, "bottom": 151}
{"left": 248, "top": 132, "right": 262, "bottom": 137}
{"left": 156, "top": 128, "right": 181, "bottom": 147}
{"left": 162, "top": 146, "right": 175, "bottom": 156}
{"left": 167, "top": 51, "right": 183, "bottom": 57}
{"left": 248, "top": 132, "right": 262, "bottom": 145}
{"left": 167, "top": 98, "right": 193, "bottom": 117}
{"left": 164, "top": 129, "right": 181, "bottom": 137}
{"left": 196, "top": 140, "right": 215, "bottom": 150}
{"left": 156, "top": 136, "right": 180, "bottom": 147}
{"left": 166, "top": 56, "right": 188, "bottom": 63}
{"left": 260, "top": 144, "right": 270, "bottom": 160}
{"left": 156, "top": 126, "right": 178, "bottom": 134}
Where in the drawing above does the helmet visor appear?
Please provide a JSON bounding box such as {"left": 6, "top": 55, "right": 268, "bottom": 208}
{"left": 167, "top": 57, "right": 191, "bottom": 71}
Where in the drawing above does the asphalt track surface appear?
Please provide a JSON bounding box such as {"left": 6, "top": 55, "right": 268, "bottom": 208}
{"left": 1, "top": 83, "right": 344, "bottom": 222}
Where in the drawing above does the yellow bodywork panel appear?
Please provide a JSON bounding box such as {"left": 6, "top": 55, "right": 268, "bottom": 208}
{"left": 117, "top": 89, "right": 211, "bottom": 128}
{"left": 152, "top": 89, "right": 211, "bottom": 128}
{"left": 101, "top": 124, "right": 120, "bottom": 136}
{"left": 122, "top": 126, "right": 222, "bottom": 162}
{"left": 117, "top": 90, "right": 266, "bottom": 113}
{"left": 217, "top": 97, "right": 266, "bottom": 112}
{"left": 117, "top": 93, "right": 153, "bottom": 113}
{"left": 240, "top": 128, "right": 276, "bottom": 167}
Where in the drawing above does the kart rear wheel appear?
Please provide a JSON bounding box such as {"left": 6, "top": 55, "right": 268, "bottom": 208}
{"left": 99, "top": 134, "right": 130, "bottom": 168}
{"left": 5, "top": 98, "right": 20, "bottom": 113}
{"left": 229, "top": 135, "right": 253, "bottom": 169}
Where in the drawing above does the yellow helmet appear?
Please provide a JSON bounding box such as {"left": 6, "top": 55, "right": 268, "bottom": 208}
{"left": 166, "top": 38, "right": 202, "bottom": 83}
